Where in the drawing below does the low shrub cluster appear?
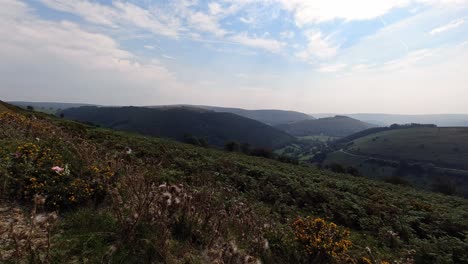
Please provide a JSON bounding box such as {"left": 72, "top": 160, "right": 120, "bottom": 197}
{"left": 292, "top": 217, "right": 352, "bottom": 263}
{"left": 0, "top": 113, "right": 112, "bottom": 210}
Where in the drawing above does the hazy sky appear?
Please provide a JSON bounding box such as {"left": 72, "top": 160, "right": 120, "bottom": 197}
{"left": 1, "top": 0, "right": 468, "bottom": 114}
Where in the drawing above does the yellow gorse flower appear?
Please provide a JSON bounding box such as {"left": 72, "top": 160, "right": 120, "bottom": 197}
{"left": 292, "top": 217, "right": 352, "bottom": 260}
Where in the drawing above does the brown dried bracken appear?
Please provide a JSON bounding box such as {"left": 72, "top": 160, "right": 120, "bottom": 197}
{"left": 108, "top": 167, "right": 269, "bottom": 262}
{"left": 0, "top": 196, "right": 58, "bottom": 263}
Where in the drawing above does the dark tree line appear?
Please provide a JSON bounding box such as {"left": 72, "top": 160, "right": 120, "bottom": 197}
{"left": 224, "top": 141, "right": 299, "bottom": 165}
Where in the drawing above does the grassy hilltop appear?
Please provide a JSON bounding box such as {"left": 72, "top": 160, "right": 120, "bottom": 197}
{"left": 347, "top": 127, "right": 468, "bottom": 170}
{"left": 1, "top": 102, "right": 468, "bottom": 264}
{"left": 276, "top": 116, "right": 376, "bottom": 138}
{"left": 324, "top": 126, "right": 468, "bottom": 197}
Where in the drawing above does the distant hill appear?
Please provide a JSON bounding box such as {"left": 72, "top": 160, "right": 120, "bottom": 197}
{"left": 324, "top": 126, "right": 468, "bottom": 197}
{"left": 61, "top": 106, "right": 295, "bottom": 149}
{"left": 312, "top": 113, "right": 468, "bottom": 127}
{"left": 346, "top": 127, "right": 468, "bottom": 170}
{"left": 276, "top": 115, "right": 377, "bottom": 138}
{"left": 9, "top": 101, "right": 94, "bottom": 115}
{"left": 10, "top": 102, "right": 313, "bottom": 126}
{"left": 152, "top": 105, "right": 314, "bottom": 126}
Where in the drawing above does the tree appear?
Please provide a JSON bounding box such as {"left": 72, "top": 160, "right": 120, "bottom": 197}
{"left": 250, "top": 147, "right": 274, "bottom": 159}
{"left": 240, "top": 143, "right": 251, "bottom": 154}
{"left": 346, "top": 166, "right": 360, "bottom": 177}
{"left": 26, "top": 105, "right": 34, "bottom": 111}
{"left": 328, "top": 163, "right": 346, "bottom": 174}
{"left": 384, "top": 175, "right": 411, "bottom": 186}
{"left": 224, "top": 141, "right": 240, "bottom": 152}
{"left": 431, "top": 176, "right": 456, "bottom": 195}
{"left": 183, "top": 133, "right": 201, "bottom": 146}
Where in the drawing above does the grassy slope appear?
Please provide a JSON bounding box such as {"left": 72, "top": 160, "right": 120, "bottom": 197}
{"left": 60, "top": 121, "right": 468, "bottom": 262}
{"left": 347, "top": 127, "right": 468, "bottom": 170}
{"left": 276, "top": 116, "right": 376, "bottom": 138}
{"left": 1, "top": 108, "right": 468, "bottom": 263}
{"left": 0, "top": 100, "right": 24, "bottom": 113}
{"left": 0, "top": 103, "right": 9, "bottom": 112}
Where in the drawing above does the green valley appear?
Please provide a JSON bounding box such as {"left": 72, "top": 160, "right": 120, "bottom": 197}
{"left": 1, "top": 102, "right": 467, "bottom": 263}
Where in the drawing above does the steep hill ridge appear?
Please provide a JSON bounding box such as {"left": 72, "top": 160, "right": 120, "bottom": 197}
{"left": 189, "top": 105, "right": 314, "bottom": 126}
{"left": 276, "top": 115, "right": 377, "bottom": 138}
{"left": 61, "top": 106, "right": 296, "bottom": 149}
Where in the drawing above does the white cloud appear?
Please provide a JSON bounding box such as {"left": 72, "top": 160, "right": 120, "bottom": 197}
{"left": 40, "top": 0, "right": 182, "bottom": 38}
{"left": 113, "top": 1, "right": 182, "bottom": 38}
{"left": 318, "top": 63, "right": 347, "bottom": 72}
{"left": 280, "top": 31, "right": 295, "bottom": 39}
{"left": 382, "top": 49, "right": 434, "bottom": 70}
{"left": 187, "top": 11, "right": 227, "bottom": 36}
{"left": 0, "top": 0, "right": 181, "bottom": 104}
{"left": 0, "top": 0, "right": 30, "bottom": 19}
{"left": 3, "top": 0, "right": 468, "bottom": 113}
{"left": 296, "top": 31, "right": 338, "bottom": 61}
{"left": 273, "top": 0, "right": 466, "bottom": 25}
{"left": 430, "top": 18, "right": 465, "bottom": 35}
{"left": 208, "top": 2, "right": 223, "bottom": 15}
{"left": 230, "top": 33, "right": 286, "bottom": 53}
{"left": 40, "top": 0, "right": 118, "bottom": 27}
{"left": 162, "top": 54, "right": 175, "bottom": 60}
{"left": 239, "top": 16, "right": 255, "bottom": 24}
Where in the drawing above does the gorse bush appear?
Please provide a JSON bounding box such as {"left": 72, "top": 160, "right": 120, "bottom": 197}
{"left": 0, "top": 112, "right": 112, "bottom": 209}
{"left": 1, "top": 142, "right": 95, "bottom": 209}
{"left": 292, "top": 217, "right": 352, "bottom": 263}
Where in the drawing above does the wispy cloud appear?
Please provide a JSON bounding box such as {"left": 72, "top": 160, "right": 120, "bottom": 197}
{"left": 40, "top": 0, "right": 182, "bottom": 37}
{"left": 318, "top": 63, "right": 347, "bottom": 73}
{"left": 273, "top": 0, "right": 465, "bottom": 25}
{"left": 280, "top": 31, "right": 295, "bottom": 39}
{"left": 0, "top": 0, "right": 180, "bottom": 103}
{"left": 295, "top": 30, "right": 338, "bottom": 61}
{"left": 2, "top": 0, "right": 468, "bottom": 113}
{"left": 186, "top": 11, "right": 226, "bottom": 36}
{"left": 162, "top": 54, "right": 175, "bottom": 60}
{"left": 430, "top": 18, "right": 465, "bottom": 35}
{"left": 230, "top": 33, "right": 286, "bottom": 53}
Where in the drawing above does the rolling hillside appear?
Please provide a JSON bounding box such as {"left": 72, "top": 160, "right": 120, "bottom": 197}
{"left": 1, "top": 103, "right": 467, "bottom": 263}
{"left": 0, "top": 101, "right": 10, "bottom": 112}
{"left": 192, "top": 105, "right": 314, "bottom": 126}
{"left": 61, "top": 106, "right": 295, "bottom": 149}
{"left": 324, "top": 126, "right": 468, "bottom": 197}
{"left": 346, "top": 127, "right": 468, "bottom": 170}
{"left": 10, "top": 102, "right": 314, "bottom": 126}
{"left": 0, "top": 100, "right": 22, "bottom": 113}
{"left": 313, "top": 113, "right": 468, "bottom": 127}
{"left": 9, "top": 101, "right": 94, "bottom": 114}
{"left": 276, "top": 115, "right": 377, "bottom": 138}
